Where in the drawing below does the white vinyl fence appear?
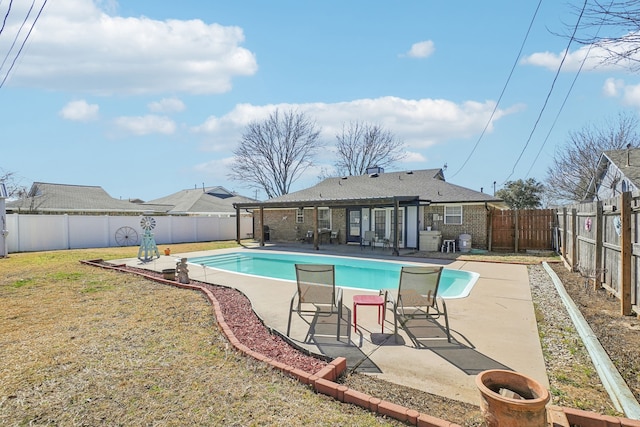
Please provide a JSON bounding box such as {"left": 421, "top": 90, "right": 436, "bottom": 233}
{"left": 4, "top": 213, "right": 254, "bottom": 253}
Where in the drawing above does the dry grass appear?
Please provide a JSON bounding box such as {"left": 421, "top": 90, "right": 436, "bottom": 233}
{"left": 0, "top": 242, "right": 403, "bottom": 426}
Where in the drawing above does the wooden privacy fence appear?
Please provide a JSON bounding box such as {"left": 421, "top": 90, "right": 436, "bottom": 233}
{"left": 556, "top": 191, "right": 638, "bottom": 317}
{"left": 489, "top": 208, "right": 556, "bottom": 252}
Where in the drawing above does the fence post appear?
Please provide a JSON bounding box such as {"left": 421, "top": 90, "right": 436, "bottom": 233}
{"left": 620, "top": 192, "right": 632, "bottom": 316}
{"left": 487, "top": 208, "right": 493, "bottom": 252}
{"left": 514, "top": 209, "right": 519, "bottom": 253}
{"left": 594, "top": 201, "right": 604, "bottom": 288}
{"left": 562, "top": 207, "right": 567, "bottom": 261}
{"left": 571, "top": 208, "right": 578, "bottom": 271}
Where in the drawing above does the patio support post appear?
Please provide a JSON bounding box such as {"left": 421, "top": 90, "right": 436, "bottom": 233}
{"left": 259, "top": 207, "right": 265, "bottom": 247}
{"left": 235, "top": 205, "right": 241, "bottom": 244}
{"left": 313, "top": 205, "right": 319, "bottom": 250}
{"left": 392, "top": 197, "right": 400, "bottom": 256}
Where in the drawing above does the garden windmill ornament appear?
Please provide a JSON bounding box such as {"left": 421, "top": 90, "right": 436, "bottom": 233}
{"left": 137, "top": 216, "right": 160, "bottom": 261}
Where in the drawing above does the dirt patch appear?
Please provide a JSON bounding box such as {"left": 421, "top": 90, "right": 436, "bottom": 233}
{"left": 548, "top": 263, "right": 640, "bottom": 403}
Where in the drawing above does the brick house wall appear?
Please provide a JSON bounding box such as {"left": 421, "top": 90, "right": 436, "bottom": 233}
{"left": 256, "top": 207, "right": 347, "bottom": 244}
{"left": 257, "top": 204, "right": 488, "bottom": 249}
{"left": 423, "top": 204, "right": 488, "bottom": 249}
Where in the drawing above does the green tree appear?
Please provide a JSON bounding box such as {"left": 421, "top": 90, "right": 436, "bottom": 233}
{"left": 228, "top": 109, "right": 322, "bottom": 198}
{"left": 496, "top": 178, "right": 544, "bottom": 209}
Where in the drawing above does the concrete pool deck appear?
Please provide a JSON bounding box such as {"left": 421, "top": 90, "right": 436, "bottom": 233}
{"left": 109, "top": 243, "right": 548, "bottom": 406}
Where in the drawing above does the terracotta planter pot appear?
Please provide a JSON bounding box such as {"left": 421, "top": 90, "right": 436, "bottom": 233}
{"left": 164, "top": 248, "right": 171, "bottom": 256}
{"left": 476, "top": 369, "right": 550, "bottom": 427}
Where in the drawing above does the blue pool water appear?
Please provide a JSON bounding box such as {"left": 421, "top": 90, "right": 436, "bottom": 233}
{"left": 189, "top": 251, "right": 479, "bottom": 299}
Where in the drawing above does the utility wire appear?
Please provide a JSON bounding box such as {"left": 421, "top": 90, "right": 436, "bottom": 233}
{"left": 502, "top": 0, "right": 587, "bottom": 184}
{"left": 525, "top": 0, "right": 614, "bottom": 178}
{"left": 0, "top": 0, "right": 47, "bottom": 89}
{"left": 0, "top": 0, "right": 13, "bottom": 36}
{"left": 449, "top": 0, "right": 543, "bottom": 180}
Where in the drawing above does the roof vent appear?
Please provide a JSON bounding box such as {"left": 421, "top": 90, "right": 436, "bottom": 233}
{"left": 406, "top": 170, "right": 413, "bottom": 174}
{"left": 366, "top": 166, "right": 384, "bottom": 175}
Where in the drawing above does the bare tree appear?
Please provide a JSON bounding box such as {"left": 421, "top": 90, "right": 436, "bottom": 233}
{"left": 228, "top": 109, "right": 322, "bottom": 198}
{"left": 334, "top": 121, "right": 406, "bottom": 176}
{"left": 545, "top": 112, "right": 640, "bottom": 203}
{"left": 572, "top": 1, "right": 640, "bottom": 72}
{"left": 0, "top": 168, "right": 26, "bottom": 198}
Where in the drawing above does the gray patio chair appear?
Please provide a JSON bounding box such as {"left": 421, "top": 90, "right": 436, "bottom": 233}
{"left": 383, "top": 265, "right": 450, "bottom": 343}
{"left": 361, "top": 230, "right": 376, "bottom": 250}
{"left": 287, "top": 264, "right": 343, "bottom": 339}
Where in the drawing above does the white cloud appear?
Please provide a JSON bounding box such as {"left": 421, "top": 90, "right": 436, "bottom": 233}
{"left": 401, "top": 40, "right": 435, "bottom": 58}
{"left": 602, "top": 78, "right": 624, "bottom": 97}
{"left": 2, "top": 0, "right": 257, "bottom": 95}
{"left": 114, "top": 115, "right": 176, "bottom": 135}
{"left": 59, "top": 99, "right": 99, "bottom": 121}
{"left": 402, "top": 151, "right": 426, "bottom": 163}
{"left": 598, "top": 78, "right": 640, "bottom": 108}
{"left": 193, "top": 96, "right": 516, "bottom": 151}
{"left": 521, "top": 43, "right": 637, "bottom": 72}
{"left": 148, "top": 97, "right": 186, "bottom": 113}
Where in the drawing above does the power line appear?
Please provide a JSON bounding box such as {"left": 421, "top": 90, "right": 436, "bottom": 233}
{"left": 0, "top": 0, "right": 47, "bottom": 89}
{"left": 525, "top": 0, "right": 615, "bottom": 179}
{"left": 449, "top": 0, "right": 543, "bottom": 180}
{"left": 502, "top": 0, "right": 588, "bottom": 184}
{"left": 0, "top": 0, "right": 13, "bottom": 36}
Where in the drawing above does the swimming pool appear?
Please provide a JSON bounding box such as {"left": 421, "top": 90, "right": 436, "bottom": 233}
{"left": 189, "top": 251, "right": 479, "bottom": 299}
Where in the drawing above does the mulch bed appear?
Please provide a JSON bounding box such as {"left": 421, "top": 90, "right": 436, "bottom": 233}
{"left": 121, "top": 265, "right": 329, "bottom": 374}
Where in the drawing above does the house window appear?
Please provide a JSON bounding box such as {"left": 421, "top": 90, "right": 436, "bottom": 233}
{"left": 444, "top": 205, "right": 463, "bottom": 225}
{"left": 296, "top": 208, "right": 304, "bottom": 223}
{"left": 318, "top": 208, "right": 331, "bottom": 229}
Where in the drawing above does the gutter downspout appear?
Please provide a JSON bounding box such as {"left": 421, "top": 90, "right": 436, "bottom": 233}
{"left": 542, "top": 262, "right": 640, "bottom": 418}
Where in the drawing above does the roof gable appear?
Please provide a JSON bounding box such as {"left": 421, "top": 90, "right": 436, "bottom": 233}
{"left": 145, "top": 186, "right": 255, "bottom": 214}
{"left": 586, "top": 148, "right": 640, "bottom": 200}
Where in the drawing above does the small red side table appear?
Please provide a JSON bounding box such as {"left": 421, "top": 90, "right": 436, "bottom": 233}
{"left": 353, "top": 294, "right": 385, "bottom": 333}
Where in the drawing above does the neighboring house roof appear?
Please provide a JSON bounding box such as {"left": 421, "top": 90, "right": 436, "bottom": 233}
{"left": 585, "top": 148, "right": 640, "bottom": 201}
{"left": 143, "top": 186, "right": 256, "bottom": 215}
{"left": 6, "top": 182, "right": 148, "bottom": 213}
{"left": 237, "top": 168, "right": 504, "bottom": 208}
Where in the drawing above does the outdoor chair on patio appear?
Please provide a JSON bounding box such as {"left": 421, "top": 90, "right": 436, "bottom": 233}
{"left": 287, "top": 264, "right": 343, "bottom": 339}
{"left": 304, "top": 230, "right": 314, "bottom": 243}
{"left": 383, "top": 266, "right": 451, "bottom": 343}
{"left": 361, "top": 230, "right": 376, "bottom": 250}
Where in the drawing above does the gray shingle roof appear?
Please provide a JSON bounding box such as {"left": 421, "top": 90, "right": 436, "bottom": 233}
{"left": 603, "top": 149, "right": 640, "bottom": 185}
{"left": 263, "top": 169, "right": 501, "bottom": 205}
{"left": 6, "top": 182, "right": 146, "bottom": 212}
{"left": 144, "top": 186, "right": 255, "bottom": 214}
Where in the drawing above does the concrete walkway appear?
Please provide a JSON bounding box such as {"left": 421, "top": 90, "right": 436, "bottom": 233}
{"left": 109, "top": 243, "right": 548, "bottom": 406}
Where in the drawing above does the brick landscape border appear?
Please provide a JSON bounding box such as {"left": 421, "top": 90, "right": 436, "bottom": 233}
{"left": 80, "top": 259, "right": 640, "bottom": 427}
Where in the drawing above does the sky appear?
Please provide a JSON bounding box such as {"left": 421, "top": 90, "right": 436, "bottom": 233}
{"left": 2, "top": 0, "right": 640, "bottom": 202}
